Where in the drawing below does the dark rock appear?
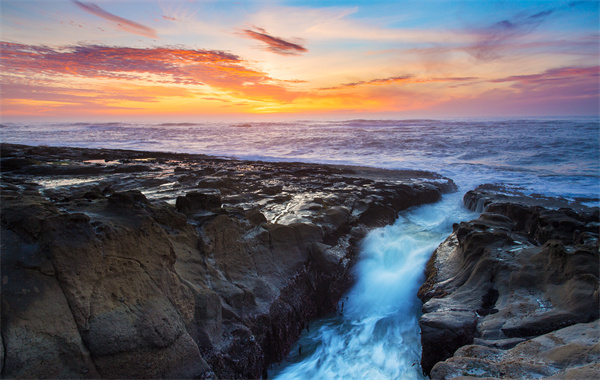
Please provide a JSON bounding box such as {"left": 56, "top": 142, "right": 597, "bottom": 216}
{"left": 21, "top": 164, "right": 108, "bottom": 176}
{"left": 102, "top": 186, "right": 115, "bottom": 196}
{"left": 245, "top": 209, "right": 267, "bottom": 225}
{"left": 0, "top": 157, "right": 39, "bottom": 172}
{"left": 196, "top": 177, "right": 234, "bottom": 189}
{"left": 108, "top": 190, "right": 149, "bottom": 208}
{"left": 262, "top": 185, "right": 283, "bottom": 196}
{"left": 174, "top": 166, "right": 192, "bottom": 174}
{"left": 83, "top": 187, "right": 104, "bottom": 199}
{"left": 111, "top": 164, "right": 158, "bottom": 173}
{"left": 1, "top": 195, "right": 99, "bottom": 378}
{"left": 430, "top": 321, "right": 599, "bottom": 379}
{"left": 419, "top": 190, "right": 599, "bottom": 378}
{"left": 176, "top": 190, "right": 222, "bottom": 215}
{"left": 420, "top": 311, "right": 479, "bottom": 374}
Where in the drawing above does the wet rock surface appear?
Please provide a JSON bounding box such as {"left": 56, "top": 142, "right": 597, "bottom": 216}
{"left": 419, "top": 185, "right": 599, "bottom": 379}
{"left": 1, "top": 143, "right": 455, "bottom": 379}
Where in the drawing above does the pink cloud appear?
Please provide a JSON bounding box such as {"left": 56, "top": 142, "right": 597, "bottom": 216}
{"left": 320, "top": 75, "right": 477, "bottom": 90}
{"left": 0, "top": 42, "right": 300, "bottom": 106}
{"left": 0, "top": 42, "right": 256, "bottom": 86}
{"left": 490, "top": 66, "right": 599, "bottom": 86}
{"left": 240, "top": 27, "right": 308, "bottom": 55}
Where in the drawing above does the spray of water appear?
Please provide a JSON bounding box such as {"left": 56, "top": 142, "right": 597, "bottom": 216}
{"left": 270, "top": 193, "right": 477, "bottom": 379}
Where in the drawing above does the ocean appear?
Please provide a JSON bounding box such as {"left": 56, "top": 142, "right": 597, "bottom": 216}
{"left": 2, "top": 118, "right": 598, "bottom": 378}
{"left": 2, "top": 118, "right": 598, "bottom": 202}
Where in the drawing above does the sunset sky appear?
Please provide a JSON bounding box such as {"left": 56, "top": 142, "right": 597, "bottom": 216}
{"left": 1, "top": 0, "right": 598, "bottom": 121}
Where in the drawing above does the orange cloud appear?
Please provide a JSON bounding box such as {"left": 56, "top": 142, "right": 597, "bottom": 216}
{"left": 0, "top": 42, "right": 303, "bottom": 116}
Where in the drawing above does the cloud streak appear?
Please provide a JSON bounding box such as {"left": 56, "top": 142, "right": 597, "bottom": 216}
{"left": 72, "top": 0, "right": 157, "bottom": 38}
{"left": 320, "top": 75, "right": 477, "bottom": 90}
{"left": 320, "top": 75, "right": 413, "bottom": 90}
{"left": 464, "top": 2, "right": 587, "bottom": 61}
{"left": 240, "top": 27, "right": 308, "bottom": 55}
{"left": 490, "top": 66, "right": 599, "bottom": 85}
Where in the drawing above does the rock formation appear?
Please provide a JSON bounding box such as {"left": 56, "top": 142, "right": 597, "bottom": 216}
{"left": 419, "top": 186, "right": 599, "bottom": 379}
{"left": 1, "top": 144, "right": 455, "bottom": 379}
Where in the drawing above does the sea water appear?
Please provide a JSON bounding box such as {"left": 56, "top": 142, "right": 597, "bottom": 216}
{"left": 2, "top": 118, "right": 598, "bottom": 201}
{"left": 2, "top": 118, "right": 598, "bottom": 378}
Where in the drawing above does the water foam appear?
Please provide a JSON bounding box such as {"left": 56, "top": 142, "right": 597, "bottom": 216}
{"left": 270, "top": 193, "right": 477, "bottom": 379}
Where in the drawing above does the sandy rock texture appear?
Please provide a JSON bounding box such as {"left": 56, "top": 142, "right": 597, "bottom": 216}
{"left": 418, "top": 185, "right": 599, "bottom": 379}
{"left": 1, "top": 143, "right": 455, "bottom": 379}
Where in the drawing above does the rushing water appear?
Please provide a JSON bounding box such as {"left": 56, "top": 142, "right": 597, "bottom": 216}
{"left": 1, "top": 118, "right": 598, "bottom": 378}
{"left": 269, "top": 192, "right": 478, "bottom": 379}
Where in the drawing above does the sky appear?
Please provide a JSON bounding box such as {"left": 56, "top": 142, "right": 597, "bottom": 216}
{"left": 1, "top": 0, "right": 598, "bottom": 121}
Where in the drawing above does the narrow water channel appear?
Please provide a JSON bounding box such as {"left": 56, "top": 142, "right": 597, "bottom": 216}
{"left": 269, "top": 192, "right": 478, "bottom": 379}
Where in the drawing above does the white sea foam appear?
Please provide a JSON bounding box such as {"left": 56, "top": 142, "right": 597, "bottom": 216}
{"left": 269, "top": 193, "right": 477, "bottom": 379}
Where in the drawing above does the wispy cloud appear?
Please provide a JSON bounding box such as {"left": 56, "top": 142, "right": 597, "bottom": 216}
{"left": 240, "top": 26, "right": 308, "bottom": 55}
{"left": 464, "top": 2, "right": 587, "bottom": 61}
{"left": 490, "top": 65, "right": 599, "bottom": 87}
{"left": 320, "top": 75, "right": 477, "bottom": 90}
{"left": 72, "top": 0, "right": 157, "bottom": 38}
{"left": 202, "top": 97, "right": 230, "bottom": 102}
{"left": 465, "top": 12, "right": 551, "bottom": 60}
{"left": 320, "top": 75, "right": 413, "bottom": 90}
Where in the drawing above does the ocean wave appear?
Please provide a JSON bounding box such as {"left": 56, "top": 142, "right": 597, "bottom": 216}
{"left": 158, "top": 122, "right": 200, "bottom": 127}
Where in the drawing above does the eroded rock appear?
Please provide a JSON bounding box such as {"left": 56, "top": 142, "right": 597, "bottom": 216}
{"left": 419, "top": 186, "right": 599, "bottom": 378}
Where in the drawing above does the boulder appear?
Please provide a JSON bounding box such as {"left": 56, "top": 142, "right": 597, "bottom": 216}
{"left": 176, "top": 190, "right": 222, "bottom": 214}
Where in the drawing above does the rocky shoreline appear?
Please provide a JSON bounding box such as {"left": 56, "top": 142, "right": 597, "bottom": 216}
{"left": 2, "top": 144, "right": 598, "bottom": 379}
{"left": 1, "top": 143, "right": 455, "bottom": 379}
{"left": 419, "top": 186, "right": 599, "bottom": 379}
